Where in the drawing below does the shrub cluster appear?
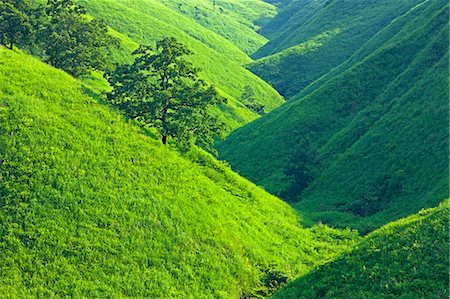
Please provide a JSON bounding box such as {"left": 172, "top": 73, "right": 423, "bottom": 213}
{"left": 0, "top": 0, "right": 117, "bottom": 77}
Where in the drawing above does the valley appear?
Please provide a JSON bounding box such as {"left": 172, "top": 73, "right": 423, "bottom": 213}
{"left": 0, "top": 0, "right": 448, "bottom": 298}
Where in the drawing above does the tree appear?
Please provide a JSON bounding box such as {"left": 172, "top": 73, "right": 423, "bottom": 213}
{"left": 0, "top": 1, "right": 33, "bottom": 50}
{"left": 106, "top": 37, "right": 226, "bottom": 149}
{"left": 39, "top": 0, "right": 117, "bottom": 77}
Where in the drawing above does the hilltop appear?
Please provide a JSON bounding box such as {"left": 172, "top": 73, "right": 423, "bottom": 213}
{"left": 217, "top": 0, "right": 449, "bottom": 232}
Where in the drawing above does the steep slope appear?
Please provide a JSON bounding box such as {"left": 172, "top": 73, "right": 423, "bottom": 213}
{"left": 75, "top": 0, "right": 284, "bottom": 130}
{"left": 0, "top": 48, "right": 358, "bottom": 297}
{"left": 272, "top": 201, "right": 450, "bottom": 299}
{"left": 217, "top": 0, "right": 449, "bottom": 232}
{"left": 155, "top": 0, "right": 277, "bottom": 54}
{"left": 250, "top": 0, "right": 426, "bottom": 98}
{"left": 263, "top": 0, "right": 294, "bottom": 9}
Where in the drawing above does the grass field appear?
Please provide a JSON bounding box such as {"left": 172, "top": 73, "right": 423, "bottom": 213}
{"left": 0, "top": 47, "right": 358, "bottom": 298}
{"left": 273, "top": 201, "right": 450, "bottom": 298}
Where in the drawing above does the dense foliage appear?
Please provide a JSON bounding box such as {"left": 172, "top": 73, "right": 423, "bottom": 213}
{"left": 0, "top": 0, "right": 34, "bottom": 50}
{"left": 0, "top": 0, "right": 117, "bottom": 77}
{"left": 240, "top": 86, "right": 265, "bottom": 115}
{"left": 217, "top": 0, "right": 449, "bottom": 232}
{"left": 107, "top": 37, "right": 226, "bottom": 149}
{"left": 282, "top": 138, "right": 320, "bottom": 201}
{"left": 273, "top": 202, "right": 450, "bottom": 298}
{"left": 0, "top": 48, "right": 359, "bottom": 298}
{"left": 40, "top": 0, "right": 117, "bottom": 77}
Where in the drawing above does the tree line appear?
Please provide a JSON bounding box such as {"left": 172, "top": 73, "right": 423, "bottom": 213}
{"left": 0, "top": 0, "right": 116, "bottom": 77}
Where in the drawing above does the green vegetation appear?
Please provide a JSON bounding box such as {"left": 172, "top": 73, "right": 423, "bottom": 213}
{"left": 217, "top": 0, "right": 449, "bottom": 232}
{"left": 273, "top": 202, "right": 450, "bottom": 298}
{"left": 40, "top": 0, "right": 118, "bottom": 77}
{"left": 0, "top": 0, "right": 285, "bottom": 131}
{"left": 240, "top": 86, "right": 265, "bottom": 115}
{"left": 75, "top": 0, "right": 285, "bottom": 130}
{"left": 155, "top": 0, "right": 277, "bottom": 54}
{"left": 1, "top": 0, "right": 447, "bottom": 297}
{"left": 0, "top": 48, "right": 358, "bottom": 298}
{"left": 107, "top": 37, "right": 226, "bottom": 149}
{"left": 251, "top": 0, "right": 426, "bottom": 98}
{"left": 248, "top": 28, "right": 341, "bottom": 98}
{"left": 0, "top": 0, "right": 34, "bottom": 50}
{"left": 0, "top": 0, "right": 118, "bottom": 77}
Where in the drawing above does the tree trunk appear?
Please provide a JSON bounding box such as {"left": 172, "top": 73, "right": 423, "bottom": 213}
{"left": 162, "top": 135, "right": 167, "bottom": 145}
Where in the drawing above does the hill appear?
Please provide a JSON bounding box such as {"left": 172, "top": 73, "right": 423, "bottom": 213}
{"left": 154, "top": 0, "right": 277, "bottom": 54}
{"left": 250, "top": 0, "right": 426, "bottom": 98}
{"left": 74, "top": 0, "right": 284, "bottom": 131}
{"left": 216, "top": 0, "right": 449, "bottom": 232}
{"left": 272, "top": 201, "right": 450, "bottom": 298}
{"left": 0, "top": 48, "right": 359, "bottom": 298}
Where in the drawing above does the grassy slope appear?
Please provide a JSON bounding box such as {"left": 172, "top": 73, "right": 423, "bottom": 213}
{"left": 217, "top": 0, "right": 449, "bottom": 232}
{"left": 155, "top": 0, "right": 276, "bottom": 54}
{"left": 272, "top": 201, "right": 450, "bottom": 299}
{"left": 263, "top": 0, "right": 293, "bottom": 9}
{"left": 0, "top": 48, "right": 359, "bottom": 298}
{"left": 75, "top": 0, "right": 284, "bottom": 131}
{"left": 250, "top": 0, "right": 426, "bottom": 98}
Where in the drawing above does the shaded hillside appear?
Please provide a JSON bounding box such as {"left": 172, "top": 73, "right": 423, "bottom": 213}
{"left": 272, "top": 201, "right": 450, "bottom": 299}
{"left": 0, "top": 48, "right": 358, "bottom": 298}
{"left": 217, "top": 0, "right": 449, "bottom": 232}
{"left": 251, "top": 0, "right": 426, "bottom": 97}
{"left": 75, "top": 0, "right": 284, "bottom": 130}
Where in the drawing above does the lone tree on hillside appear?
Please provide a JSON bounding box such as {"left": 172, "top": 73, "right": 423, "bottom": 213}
{"left": 106, "top": 37, "right": 226, "bottom": 149}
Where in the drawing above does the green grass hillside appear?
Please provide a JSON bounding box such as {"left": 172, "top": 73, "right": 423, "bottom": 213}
{"left": 272, "top": 201, "right": 450, "bottom": 299}
{"left": 217, "top": 0, "right": 449, "bottom": 232}
{"left": 0, "top": 48, "right": 359, "bottom": 298}
{"left": 155, "top": 0, "right": 277, "bottom": 54}
{"left": 250, "top": 0, "right": 426, "bottom": 98}
{"left": 74, "top": 0, "right": 284, "bottom": 131}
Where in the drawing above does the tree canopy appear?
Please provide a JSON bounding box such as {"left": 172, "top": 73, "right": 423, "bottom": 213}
{"left": 106, "top": 37, "right": 226, "bottom": 150}
{"left": 39, "top": 0, "right": 117, "bottom": 77}
{"left": 0, "top": 1, "right": 33, "bottom": 50}
{"left": 0, "top": 0, "right": 117, "bottom": 77}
